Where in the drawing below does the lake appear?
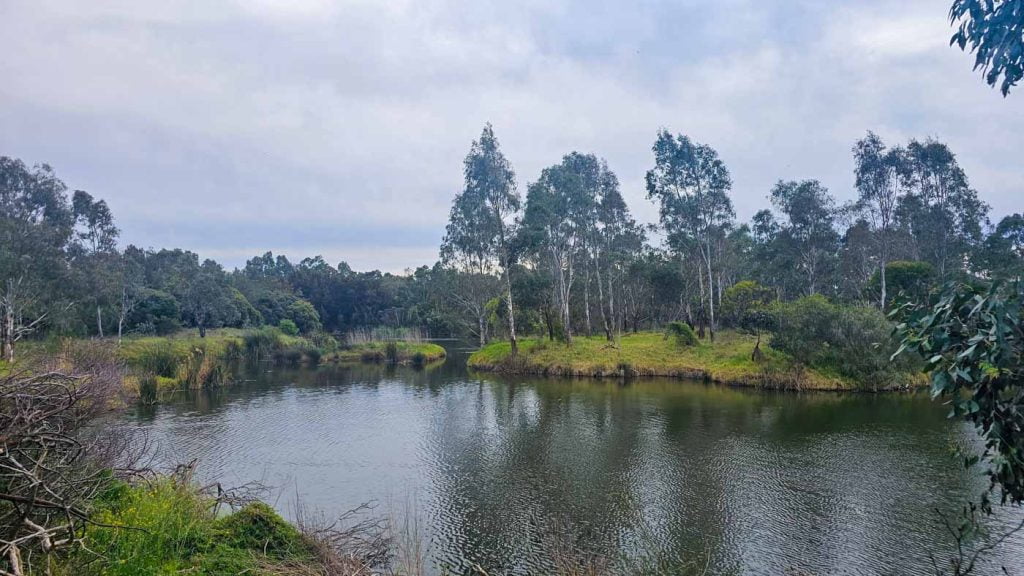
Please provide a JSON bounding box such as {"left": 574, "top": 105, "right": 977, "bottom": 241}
{"left": 119, "top": 342, "right": 1024, "bottom": 575}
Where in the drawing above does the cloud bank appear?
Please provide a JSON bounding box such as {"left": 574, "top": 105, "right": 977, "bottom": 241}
{"left": 1, "top": 0, "right": 1021, "bottom": 271}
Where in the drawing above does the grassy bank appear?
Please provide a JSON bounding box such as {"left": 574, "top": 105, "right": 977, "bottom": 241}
{"left": 329, "top": 341, "right": 447, "bottom": 366}
{"left": 53, "top": 476, "right": 387, "bottom": 576}
{"left": 468, "top": 331, "right": 922, "bottom": 391}
{"left": 117, "top": 328, "right": 445, "bottom": 400}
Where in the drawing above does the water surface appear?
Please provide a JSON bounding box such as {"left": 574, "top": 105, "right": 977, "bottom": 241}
{"left": 121, "top": 344, "right": 1024, "bottom": 575}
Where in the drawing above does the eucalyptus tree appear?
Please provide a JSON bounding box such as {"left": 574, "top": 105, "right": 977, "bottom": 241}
{"left": 441, "top": 124, "right": 521, "bottom": 356}
{"left": 69, "top": 190, "right": 120, "bottom": 337}
{"left": 982, "top": 213, "right": 1024, "bottom": 280}
{"left": 0, "top": 158, "right": 75, "bottom": 361}
{"left": 768, "top": 180, "right": 839, "bottom": 297}
{"left": 646, "top": 130, "right": 734, "bottom": 340}
{"left": 853, "top": 132, "right": 906, "bottom": 309}
{"left": 950, "top": 0, "right": 1024, "bottom": 95}
{"left": 897, "top": 138, "right": 988, "bottom": 281}
{"left": 520, "top": 152, "right": 622, "bottom": 343}
{"left": 183, "top": 260, "right": 234, "bottom": 338}
{"left": 591, "top": 176, "right": 644, "bottom": 340}
{"left": 837, "top": 218, "right": 879, "bottom": 302}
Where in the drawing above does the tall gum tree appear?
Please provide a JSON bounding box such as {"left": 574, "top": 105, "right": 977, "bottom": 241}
{"left": 768, "top": 180, "right": 839, "bottom": 297}
{"left": 441, "top": 124, "right": 521, "bottom": 356}
{"left": 520, "top": 152, "right": 611, "bottom": 344}
{"left": 646, "top": 130, "right": 734, "bottom": 341}
{"left": 853, "top": 132, "right": 905, "bottom": 310}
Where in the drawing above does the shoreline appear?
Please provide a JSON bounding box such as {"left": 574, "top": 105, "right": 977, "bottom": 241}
{"left": 467, "top": 331, "right": 924, "bottom": 392}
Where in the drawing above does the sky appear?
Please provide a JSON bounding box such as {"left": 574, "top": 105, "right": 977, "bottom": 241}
{"left": 1, "top": 0, "right": 1021, "bottom": 273}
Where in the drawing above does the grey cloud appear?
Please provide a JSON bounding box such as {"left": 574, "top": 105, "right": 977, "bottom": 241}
{"left": 1, "top": 0, "right": 1021, "bottom": 271}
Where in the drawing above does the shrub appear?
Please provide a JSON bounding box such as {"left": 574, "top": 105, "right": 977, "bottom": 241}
{"left": 214, "top": 502, "right": 308, "bottom": 557}
{"left": 304, "top": 346, "right": 322, "bottom": 366}
{"left": 285, "top": 299, "right": 322, "bottom": 334}
{"left": 665, "top": 321, "right": 698, "bottom": 347}
{"left": 771, "top": 295, "right": 919, "bottom": 388}
{"left": 278, "top": 319, "right": 300, "bottom": 336}
{"left": 243, "top": 327, "right": 284, "bottom": 359}
{"left": 273, "top": 348, "right": 304, "bottom": 366}
{"left": 721, "top": 280, "right": 775, "bottom": 327}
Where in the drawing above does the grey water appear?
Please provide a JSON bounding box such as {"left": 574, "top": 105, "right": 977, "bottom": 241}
{"left": 119, "top": 343, "right": 1024, "bottom": 575}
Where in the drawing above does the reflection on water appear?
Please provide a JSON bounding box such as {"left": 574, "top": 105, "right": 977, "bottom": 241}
{"left": 121, "top": 344, "right": 1024, "bottom": 575}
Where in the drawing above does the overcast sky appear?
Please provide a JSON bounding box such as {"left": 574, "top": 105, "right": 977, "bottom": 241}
{"left": 1, "top": 0, "right": 1021, "bottom": 272}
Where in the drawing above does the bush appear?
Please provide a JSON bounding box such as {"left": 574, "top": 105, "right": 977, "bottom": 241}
{"left": 721, "top": 280, "right": 774, "bottom": 327}
{"left": 665, "top": 321, "right": 698, "bottom": 347}
{"left": 771, "top": 295, "right": 919, "bottom": 388}
{"left": 278, "top": 319, "right": 300, "bottom": 336}
{"left": 214, "top": 502, "right": 308, "bottom": 557}
{"left": 304, "top": 346, "right": 322, "bottom": 366}
{"left": 243, "top": 327, "right": 284, "bottom": 358}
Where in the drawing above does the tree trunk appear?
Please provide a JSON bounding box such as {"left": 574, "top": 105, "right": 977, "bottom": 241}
{"left": 880, "top": 260, "right": 887, "bottom": 310}
{"left": 1, "top": 306, "right": 13, "bottom": 363}
{"left": 199, "top": 323, "right": 207, "bottom": 338}
{"left": 504, "top": 266, "right": 517, "bottom": 358}
{"left": 595, "top": 262, "right": 612, "bottom": 341}
{"left": 704, "top": 245, "right": 716, "bottom": 343}
{"left": 583, "top": 264, "right": 592, "bottom": 337}
{"left": 478, "top": 315, "right": 486, "bottom": 348}
{"left": 96, "top": 305, "right": 104, "bottom": 339}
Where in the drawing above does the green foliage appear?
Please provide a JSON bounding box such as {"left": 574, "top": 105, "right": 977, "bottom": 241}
{"left": 213, "top": 501, "right": 308, "bottom": 557}
{"left": 866, "top": 260, "right": 936, "bottom": 304}
{"left": 721, "top": 281, "right": 774, "bottom": 326}
{"left": 950, "top": 0, "right": 1024, "bottom": 95}
{"left": 285, "top": 298, "right": 322, "bottom": 333}
{"left": 468, "top": 331, "right": 877, "bottom": 390}
{"left": 896, "top": 281, "right": 1024, "bottom": 508}
{"left": 72, "top": 479, "right": 315, "bottom": 575}
{"left": 129, "top": 288, "right": 181, "bottom": 335}
{"left": 243, "top": 326, "right": 285, "bottom": 358}
{"left": 771, "top": 295, "right": 918, "bottom": 388}
{"left": 664, "top": 321, "right": 698, "bottom": 347}
{"left": 278, "top": 318, "right": 300, "bottom": 336}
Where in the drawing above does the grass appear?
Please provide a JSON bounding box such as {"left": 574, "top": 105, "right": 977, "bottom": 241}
{"left": 468, "top": 330, "right": 920, "bottom": 391}
{"left": 329, "top": 341, "right": 447, "bottom": 366}
{"left": 59, "top": 478, "right": 341, "bottom": 576}
{"left": 115, "top": 329, "right": 445, "bottom": 400}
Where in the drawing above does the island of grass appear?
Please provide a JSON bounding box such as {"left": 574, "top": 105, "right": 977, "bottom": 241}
{"left": 328, "top": 340, "right": 447, "bottom": 366}
{"left": 468, "top": 331, "right": 923, "bottom": 391}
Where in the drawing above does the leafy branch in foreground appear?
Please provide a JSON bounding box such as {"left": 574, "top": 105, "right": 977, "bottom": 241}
{"left": 895, "top": 281, "right": 1024, "bottom": 573}
{"left": 895, "top": 281, "right": 1024, "bottom": 508}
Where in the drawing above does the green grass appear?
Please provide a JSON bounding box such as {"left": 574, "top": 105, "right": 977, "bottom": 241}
{"left": 468, "top": 330, "right": 918, "bottom": 390}
{"left": 61, "top": 478, "right": 321, "bottom": 576}
{"left": 329, "top": 341, "right": 447, "bottom": 365}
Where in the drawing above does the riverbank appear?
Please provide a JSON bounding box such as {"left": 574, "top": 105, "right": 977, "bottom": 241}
{"left": 112, "top": 329, "right": 445, "bottom": 399}
{"left": 58, "top": 474, "right": 384, "bottom": 576}
{"left": 468, "top": 331, "right": 922, "bottom": 391}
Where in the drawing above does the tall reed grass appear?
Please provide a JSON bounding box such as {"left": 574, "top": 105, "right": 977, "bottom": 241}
{"left": 345, "top": 326, "right": 428, "bottom": 345}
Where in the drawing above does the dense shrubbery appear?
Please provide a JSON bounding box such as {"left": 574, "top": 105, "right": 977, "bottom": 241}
{"left": 278, "top": 318, "right": 300, "bottom": 335}
{"left": 664, "top": 321, "right": 698, "bottom": 347}
{"left": 771, "top": 295, "right": 919, "bottom": 388}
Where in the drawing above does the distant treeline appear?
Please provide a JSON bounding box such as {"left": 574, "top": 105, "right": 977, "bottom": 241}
{"left": 2, "top": 126, "right": 1022, "bottom": 360}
